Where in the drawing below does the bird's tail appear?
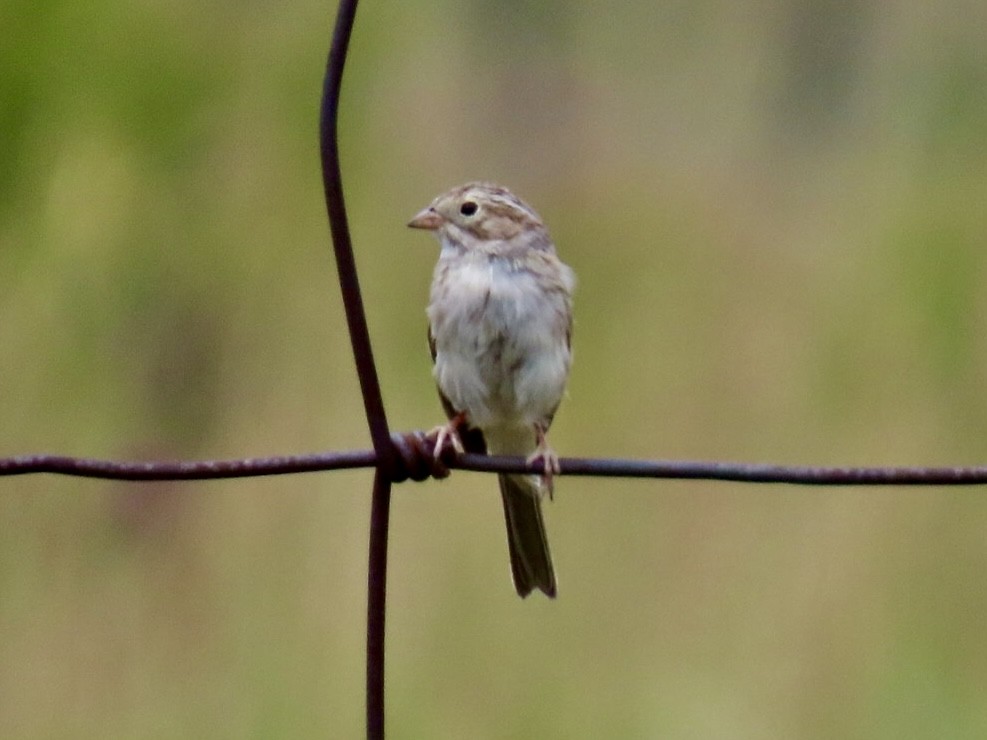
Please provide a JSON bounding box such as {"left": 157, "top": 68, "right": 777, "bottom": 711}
{"left": 498, "top": 472, "right": 557, "bottom": 597}
{"left": 485, "top": 425, "right": 556, "bottom": 598}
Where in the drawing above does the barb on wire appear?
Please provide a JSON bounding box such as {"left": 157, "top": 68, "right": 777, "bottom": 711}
{"left": 4, "top": 438, "right": 987, "bottom": 486}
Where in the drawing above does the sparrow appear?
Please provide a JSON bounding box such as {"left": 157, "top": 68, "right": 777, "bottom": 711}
{"left": 408, "top": 182, "right": 575, "bottom": 597}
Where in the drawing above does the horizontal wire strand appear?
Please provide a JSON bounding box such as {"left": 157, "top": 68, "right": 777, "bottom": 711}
{"left": 4, "top": 444, "right": 986, "bottom": 486}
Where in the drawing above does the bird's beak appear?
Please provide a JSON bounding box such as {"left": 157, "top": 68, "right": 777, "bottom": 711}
{"left": 407, "top": 207, "right": 443, "bottom": 230}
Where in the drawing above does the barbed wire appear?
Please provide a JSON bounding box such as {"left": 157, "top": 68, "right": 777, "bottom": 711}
{"left": 5, "top": 0, "right": 987, "bottom": 738}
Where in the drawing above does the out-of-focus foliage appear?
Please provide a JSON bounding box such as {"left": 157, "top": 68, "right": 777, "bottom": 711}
{"left": 2, "top": 0, "right": 986, "bottom": 736}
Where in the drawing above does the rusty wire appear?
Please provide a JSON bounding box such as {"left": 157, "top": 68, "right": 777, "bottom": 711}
{"left": 5, "top": 446, "right": 987, "bottom": 486}
{"left": 4, "top": 0, "right": 987, "bottom": 738}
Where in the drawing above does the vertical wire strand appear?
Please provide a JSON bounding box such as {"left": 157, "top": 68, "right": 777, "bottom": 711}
{"left": 365, "top": 469, "right": 392, "bottom": 740}
{"left": 319, "top": 0, "right": 394, "bottom": 737}
{"left": 320, "top": 0, "right": 396, "bottom": 471}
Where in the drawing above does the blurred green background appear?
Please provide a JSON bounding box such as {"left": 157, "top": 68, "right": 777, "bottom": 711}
{"left": 2, "top": 0, "right": 987, "bottom": 736}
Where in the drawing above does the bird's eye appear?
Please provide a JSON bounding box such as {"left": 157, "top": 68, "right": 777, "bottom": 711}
{"left": 459, "top": 201, "right": 478, "bottom": 216}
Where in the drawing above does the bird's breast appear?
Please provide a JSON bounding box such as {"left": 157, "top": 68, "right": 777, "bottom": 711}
{"left": 428, "top": 256, "right": 570, "bottom": 428}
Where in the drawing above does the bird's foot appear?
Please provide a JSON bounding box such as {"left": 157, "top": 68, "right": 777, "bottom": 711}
{"left": 526, "top": 425, "right": 560, "bottom": 500}
{"left": 428, "top": 412, "right": 468, "bottom": 460}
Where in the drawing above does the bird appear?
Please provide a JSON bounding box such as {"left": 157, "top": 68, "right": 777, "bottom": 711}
{"left": 408, "top": 182, "right": 575, "bottom": 597}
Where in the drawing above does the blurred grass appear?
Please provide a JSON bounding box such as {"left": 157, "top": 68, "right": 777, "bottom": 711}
{"left": 2, "top": 0, "right": 987, "bottom": 737}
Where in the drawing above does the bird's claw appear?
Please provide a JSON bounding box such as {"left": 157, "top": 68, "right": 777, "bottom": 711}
{"left": 428, "top": 412, "right": 468, "bottom": 460}
{"left": 527, "top": 425, "right": 560, "bottom": 500}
